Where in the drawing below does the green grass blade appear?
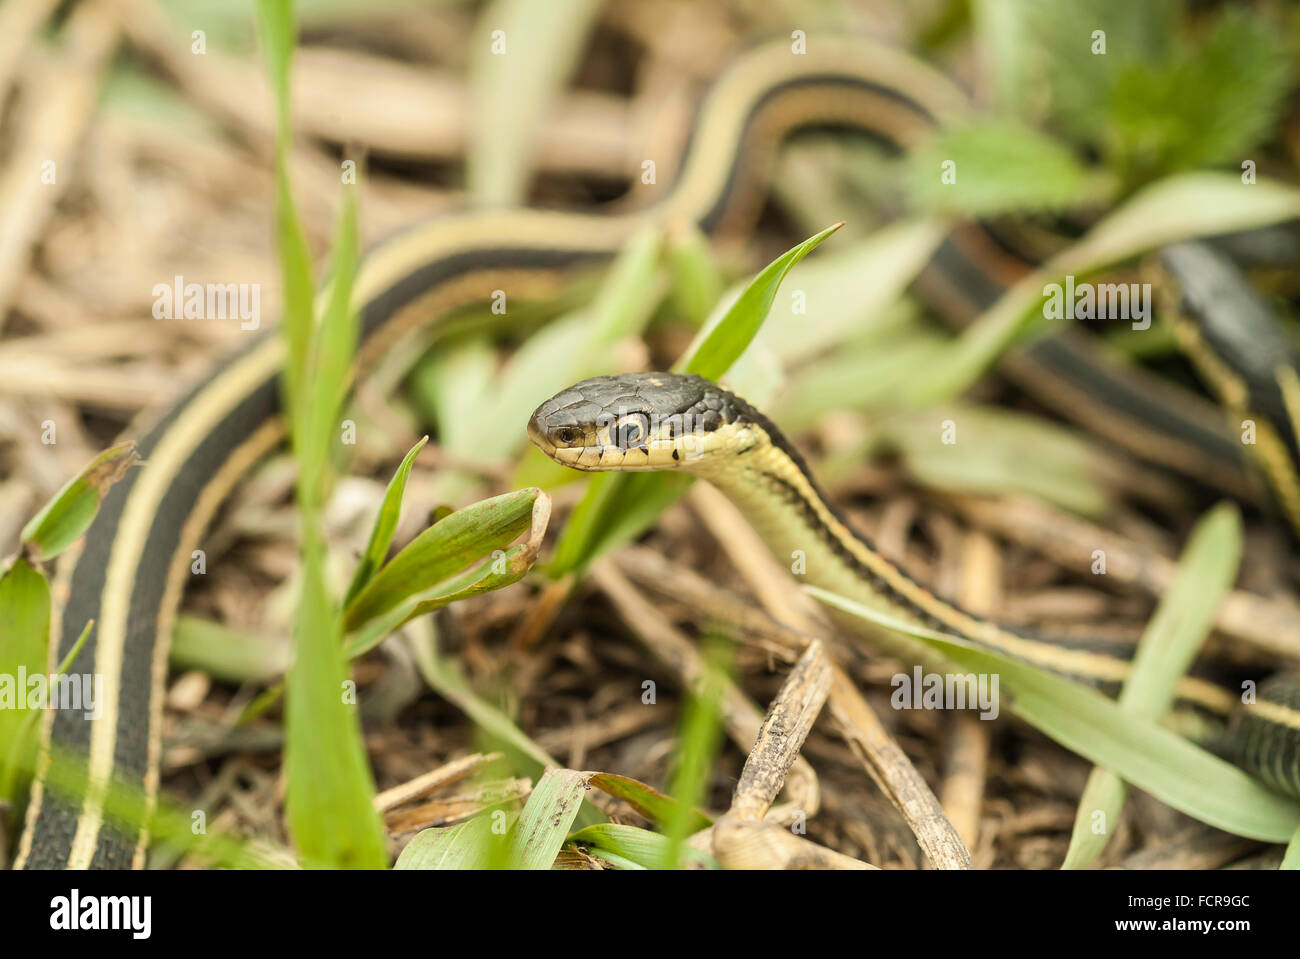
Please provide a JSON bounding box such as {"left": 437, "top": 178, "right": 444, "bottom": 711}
{"left": 20, "top": 442, "right": 140, "bottom": 561}
{"left": 394, "top": 815, "right": 504, "bottom": 870}
{"left": 876, "top": 404, "right": 1114, "bottom": 517}
{"left": 587, "top": 772, "right": 713, "bottom": 832}
{"left": 300, "top": 174, "right": 362, "bottom": 504}
{"left": 343, "top": 436, "right": 428, "bottom": 607}
{"left": 1062, "top": 503, "right": 1242, "bottom": 868}
{"left": 506, "top": 768, "right": 588, "bottom": 869}
{"left": 256, "top": 0, "right": 386, "bottom": 869}
{"left": 285, "top": 527, "right": 389, "bottom": 868}
{"left": 905, "top": 119, "right": 1112, "bottom": 216}
{"left": 343, "top": 487, "right": 540, "bottom": 631}
{"left": 0, "top": 558, "right": 51, "bottom": 808}
{"left": 568, "top": 823, "right": 719, "bottom": 869}
{"left": 679, "top": 222, "right": 843, "bottom": 380}
{"left": 256, "top": 0, "right": 316, "bottom": 434}
{"left": 466, "top": 0, "right": 603, "bottom": 206}
{"left": 662, "top": 639, "right": 728, "bottom": 869}
{"left": 807, "top": 586, "right": 1300, "bottom": 842}
{"left": 1284, "top": 825, "right": 1300, "bottom": 870}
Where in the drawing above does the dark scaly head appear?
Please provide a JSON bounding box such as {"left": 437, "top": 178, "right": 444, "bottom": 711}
{"left": 527, "top": 372, "right": 761, "bottom": 472}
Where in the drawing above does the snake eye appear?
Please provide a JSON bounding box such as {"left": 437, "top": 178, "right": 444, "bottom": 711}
{"left": 615, "top": 413, "right": 649, "bottom": 449}
{"left": 552, "top": 426, "right": 582, "bottom": 446}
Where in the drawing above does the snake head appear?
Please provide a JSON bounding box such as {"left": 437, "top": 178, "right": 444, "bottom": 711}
{"left": 528, "top": 372, "right": 742, "bottom": 472}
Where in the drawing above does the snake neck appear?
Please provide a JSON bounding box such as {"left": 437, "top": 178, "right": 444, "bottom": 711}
{"left": 688, "top": 422, "right": 1241, "bottom": 715}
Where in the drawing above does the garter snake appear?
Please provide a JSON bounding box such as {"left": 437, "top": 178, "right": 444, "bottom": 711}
{"left": 16, "top": 36, "right": 1297, "bottom": 869}
{"left": 527, "top": 372, "right": 1300, "bottom": 799}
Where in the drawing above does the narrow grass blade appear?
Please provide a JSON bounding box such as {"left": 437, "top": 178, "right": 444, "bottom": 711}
{"left": 285, "top": 529, "right": 389, "bottom": 868}
{"left": 663, "top": 638, "right": 729, "bottom": 868}
{"left": 20, "top": 442, "right": 140, "bottom": 561}
{"left": 807, "top": 586, "right": 1300, "bottom": 842}
{"left": 0, "top": 558, "right": 50, "bottom": 807}
{"left": 587, "top": 772, "right": 712, "bottom": 832}
{"left": 568, "top": 823, "right": 719, "bottom": 870}
{"left": 467, "top": 0, "right": 603, "bottom": 206}
{"left": 256, "top": 0, "right": 386, "bottom": 869}
{"left": 1284, "top": 826, "right": 1300, "bottom": 870}
{"left": 345, "top": 491, "right": 550, "bottom": 658}
{"left": 256, "top": 8, "right": 316, "bottom": 430}
{"left": 343, "top": 488, "right": 540, "bottom": 631}
{"left": 506, "top": 768, "right": 588, "bottom": 869}
{"left": 300, "top": 174, "right": 361, "bottom": 504}
{"left": 1062, "top": 503, "right": 1242, "bottom": 868}
{"left": 679, "top": 222, "right": 843, "bottom": 380}
{"left": 343, "top": 436, "right": 428, "bottom": 607}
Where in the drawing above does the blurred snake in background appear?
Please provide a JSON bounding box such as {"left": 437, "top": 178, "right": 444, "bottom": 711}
{"left": 19, "top": 37, "right": 1300, "bottom": 868}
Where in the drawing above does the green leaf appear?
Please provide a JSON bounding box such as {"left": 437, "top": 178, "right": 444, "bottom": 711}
{"left": 1062, "top": 503, "right": 1242, "bottom": 868}
{"left": 343, "top": 436, "right": 428, "bottom": 608}
{"left": 678, "top": 222, "right": 843, "bottom": 380}
{"left": 394, "top": 814, "right": 510, "bottom": 870}
{"left": 1107, "top": 8, "right": 1292, "bottom": 179}
{"left": 466, "top": 0, "right": 604, "bottom": 206}
{"left": 663, "top": 639, "right": 729, "bottom": 868}
{"left": 343, "top": 487, "right": 541, "bottom": 631}
{"left": 255, "top": 1, "right": 316, "bottom": 430}
{"left": 506, "top": 768, "right": 588, "bottom": 869}
{"left": 0, "top": 558, "right": 51, "bottom": 806}
{"left": 284, "top": 528, "right": 389, "bottom": 868}
{"left": 568, "top": 823, "right": 719, "bottom": 870}
{"left": 906, "top": 119, "right": 1111, "bottom": 216}
{"left": 299, "top": 174, "right": 362, "bottom": 505}
{"left": 587, "top": 772, "right": 713, "bottom": 833}
{"left": 1014, "top": 0, "right": 1180, "bottom": 141}
{"left": 1284, "top": 825, "right": 1300, "bottom": 870}
{"left": 807, "top": 586, "right": 1300, "bottom": 842}
{"left": 20, "top": 442, "right": 140, "bottom": 561}
{"left": 344, "top": 491, "right": 550, "bottom": 659}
